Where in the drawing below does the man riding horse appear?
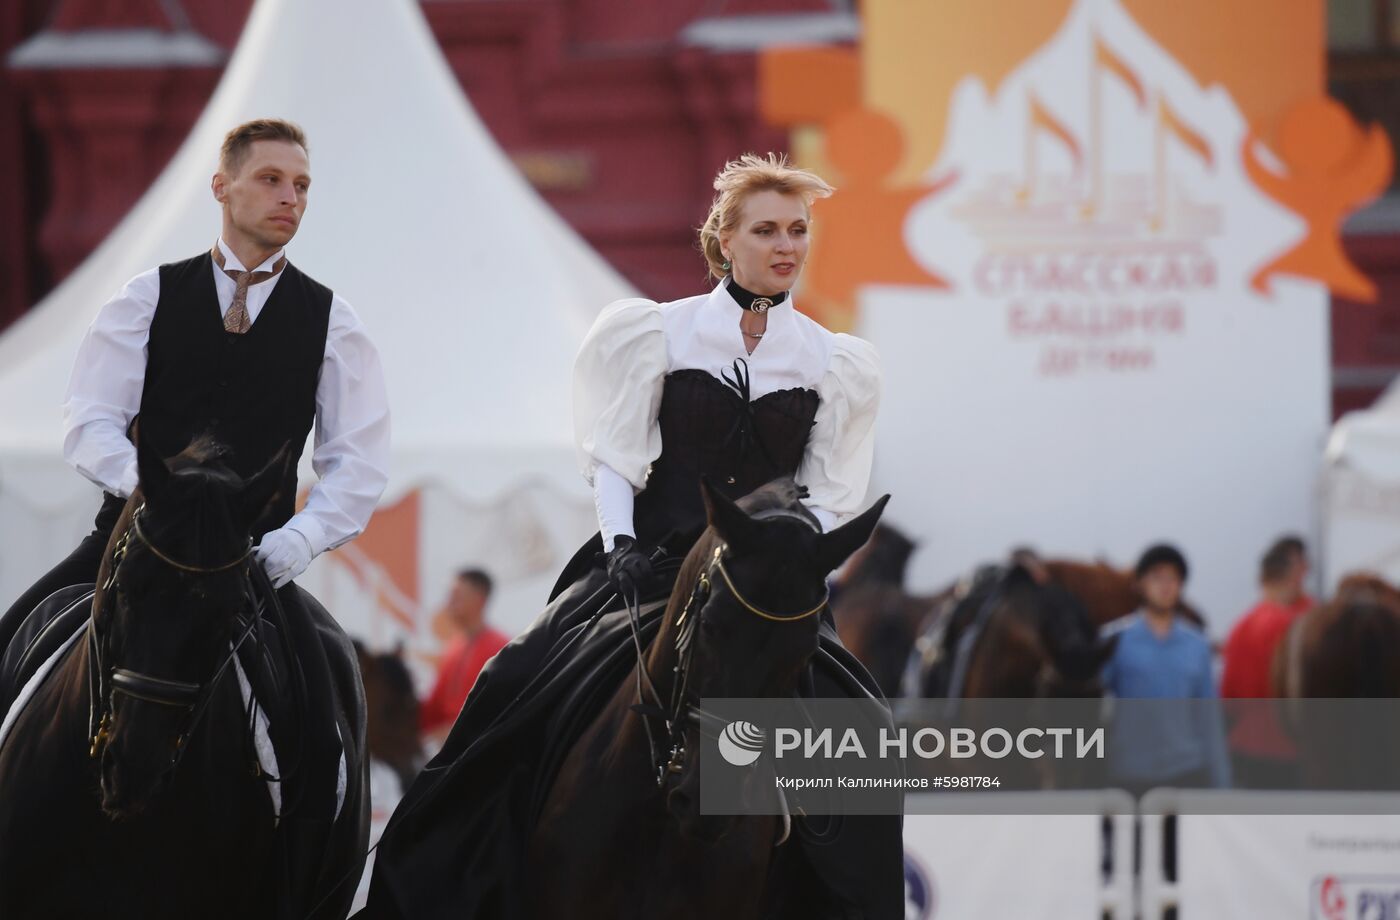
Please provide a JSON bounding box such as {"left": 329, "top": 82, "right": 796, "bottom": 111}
{"left": 0, "top": 118, "right": 390, "bottom": 914}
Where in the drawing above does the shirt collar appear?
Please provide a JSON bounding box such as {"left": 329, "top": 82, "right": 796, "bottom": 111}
{"left": 215, "top": 237, "right": 287, "bottom": 274}
{"left": 1131, "top": 609, "right": 1186, "bottom": 639}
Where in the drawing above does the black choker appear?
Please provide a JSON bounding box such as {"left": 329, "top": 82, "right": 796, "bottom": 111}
{"left": 726, "top": 276, "right": 789, "bottom": 314}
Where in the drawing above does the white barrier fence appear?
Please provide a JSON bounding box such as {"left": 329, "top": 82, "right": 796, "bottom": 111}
{"left": 902, "top": 790, "right": 1400, "bottom": 920}
{"left": 1140, "top": 790, "right": 1400, "bottom": 920}
{"left": 903, "top": 791, "right": 1136, "bottom": 919}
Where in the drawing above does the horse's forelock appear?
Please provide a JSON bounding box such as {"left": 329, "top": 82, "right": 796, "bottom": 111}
{"left": 168, "top": 435, "right": 229, "bottom": 470}
{"left": 733, "top": 477, "right": 811, "bottom": 521}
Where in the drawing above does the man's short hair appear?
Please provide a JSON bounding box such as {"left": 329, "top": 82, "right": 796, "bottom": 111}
{"left": 456, "top": 568, "right": 493, "bottom": 597}
{"left": 1260, "top": 535, "right": 1306, "bottom": 583}
{"left": 1135, "top": 543, "right": 1189, "bottom": 581}
{"left": 219, "top": 118, "right": 308, "bottom": 176}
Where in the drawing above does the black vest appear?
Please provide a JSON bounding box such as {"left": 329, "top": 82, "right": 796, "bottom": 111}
{"left": 139, "top": 252, "right": 333, "bottom": 538}
{"left": 631, "top": 368, "right": 820, "bottom": 546}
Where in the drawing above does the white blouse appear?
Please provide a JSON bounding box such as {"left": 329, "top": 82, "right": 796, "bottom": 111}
{"left": 574, "top": 280, "right": 880, "bottom": 547}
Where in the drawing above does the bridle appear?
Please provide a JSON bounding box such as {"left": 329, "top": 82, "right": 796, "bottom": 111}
{"left": 627, "top": 508, "right": 827, "bottom": 790}
{"left": 87, "top": 504, "right": 258, "bottom": 772}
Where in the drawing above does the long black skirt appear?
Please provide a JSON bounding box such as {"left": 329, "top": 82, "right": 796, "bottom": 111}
{"left": 359, "top": 538, "right": 904, "bottom": 920}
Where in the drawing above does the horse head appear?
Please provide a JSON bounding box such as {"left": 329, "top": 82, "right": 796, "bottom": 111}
{"left": 658, "top": 476, "right": 888, "bottom": 844}
{"left": 94, "top": 434, "right": 289, "bottom": 819}
{"left": 356, "top": 639, "right": 423, "bottom": 794}
{"left": 1014, "top": 567, "right": 1118, "bottom": 697}
{"left": 839, "top": 523, "right": 916, "bottom": 591}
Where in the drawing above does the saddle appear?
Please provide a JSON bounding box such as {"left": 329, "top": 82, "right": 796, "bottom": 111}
{"left": 0, "top": 577, "right": 342, "bottom": 811}
{"left": 0, "top": 579, "right": 304, "bottom": 754}
{"left": 0, "top": 584, "right": 94, "bottom": 723}
{"left": 922, "top": 564, "right": 1006, "bottom": 700}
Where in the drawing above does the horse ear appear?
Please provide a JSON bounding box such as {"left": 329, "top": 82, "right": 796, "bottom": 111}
{"left": 700, "top": 476, "right": 758, "bottom": 552}
{"left": 136, "top": 431, "right": 171, "bottom": 500}
{"left": 239, "top": 442, "right": 293, "bottom": 532}
{"left": 816, "top": 495, "right": 891, "bottom": 574}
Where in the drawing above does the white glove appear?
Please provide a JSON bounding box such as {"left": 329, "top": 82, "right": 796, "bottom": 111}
{"left": 254, "top": 527, "right": 314, "bottom": 589}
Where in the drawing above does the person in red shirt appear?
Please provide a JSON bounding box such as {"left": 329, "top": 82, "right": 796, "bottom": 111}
{"left": 1220, "top": 536, "right": 1314, "bottom": 788}
{"left": 419, "top": 568, "right": 509, "bottom": 743}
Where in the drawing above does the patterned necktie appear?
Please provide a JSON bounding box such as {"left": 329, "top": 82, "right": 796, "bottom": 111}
{"left": 211, "top": 245, "right": 288, "bottom": 334}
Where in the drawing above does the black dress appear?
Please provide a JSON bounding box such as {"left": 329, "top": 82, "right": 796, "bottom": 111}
{"left": 361, "top": 366, "right": 902, "bottom": 919}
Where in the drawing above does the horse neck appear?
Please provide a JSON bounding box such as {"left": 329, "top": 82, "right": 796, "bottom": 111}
{"left": 966, "top": 608, "right": 1044, "bottom": 697}
{"left": 641, "top": 599, "right": 683, "bottom": 702}
{"left": 41, "top": 624, "right": 96, "bottom": 756}
{"left": 1044, "top": 562, "right": 1137, "bottom": 627}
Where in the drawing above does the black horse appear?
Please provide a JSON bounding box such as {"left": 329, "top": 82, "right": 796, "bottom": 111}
{"left": 525, "top": 478, "right": 890, "bottom": 920}
{"left": 0, "top": 436, "right": 368, "bottom": 920}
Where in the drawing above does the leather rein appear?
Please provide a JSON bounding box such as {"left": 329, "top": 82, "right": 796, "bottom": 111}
{"left": 624, "top": 508, "right": 827, "bottom": 844}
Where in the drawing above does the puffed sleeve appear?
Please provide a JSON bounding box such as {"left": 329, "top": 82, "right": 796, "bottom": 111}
{"left": 798, "top": 333, "right": 882, "bottom": 523}
{"left": 573, "top": 297, "right": 668, "bottom": 490}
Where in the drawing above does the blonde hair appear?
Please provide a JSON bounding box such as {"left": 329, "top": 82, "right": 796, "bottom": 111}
{"left": 698, "top": 153, "right": 834, "bottom": 280}
{"left": 219, "top": 118, "right": 308, "bottom": 176}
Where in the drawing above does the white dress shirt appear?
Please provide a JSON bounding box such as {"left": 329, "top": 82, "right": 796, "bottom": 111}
{"left": 575, "top": 281, "right": 881, "bottom": 548}
{"left": 62, "top": 238, "right": 391, "bottom": 558}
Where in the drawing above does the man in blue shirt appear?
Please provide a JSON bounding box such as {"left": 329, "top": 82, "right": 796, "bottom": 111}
{"left": 1100, "top": 544, "right": 1231, "bottom": 796}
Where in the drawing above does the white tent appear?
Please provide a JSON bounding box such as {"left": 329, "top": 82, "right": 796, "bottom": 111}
{"left": 0, "top": 0, "right": 635, "bottom": 650}
{"left": 1321, "top": 380, "right": 1400, "bottom": 592}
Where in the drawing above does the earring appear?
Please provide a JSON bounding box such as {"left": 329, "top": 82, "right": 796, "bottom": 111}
{"left": 722, "top": 259, "right": 732, "bottom": 271}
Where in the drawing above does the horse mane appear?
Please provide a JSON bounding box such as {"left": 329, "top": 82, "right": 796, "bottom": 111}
{"left": 1041, "top": 559, "right": 1208, "bottom": 631}
{"left": 169, "top": 434, "right": 231, "bottom": 470}
{"left": 1041, "top": 560, "right": 1138, "bottom": 628}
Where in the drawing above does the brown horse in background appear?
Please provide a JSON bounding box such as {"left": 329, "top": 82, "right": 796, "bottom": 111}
{"left": 917, "top": 562, "right": 1117, "bottom": 700}
{"left": 354, "top": 640, "right": 424, "bottom": 797}
{"left": 923, "top": 556, "right": 1211, "bottom": 699}
{"left": 830, "top": 525, "right": 946, "bottom": 698}
{"left": 1272, "top": 573, "right": 1400, "bottom": 789}
{"left": 831, "top": 539, "right": 1206, "bottom": 702}
{"left": 1274, "top": 573, "right": 1400, "bottom": 699}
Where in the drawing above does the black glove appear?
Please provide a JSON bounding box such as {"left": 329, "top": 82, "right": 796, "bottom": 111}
{"left": 606, "top": 535, "right": 654, "bottom": 595}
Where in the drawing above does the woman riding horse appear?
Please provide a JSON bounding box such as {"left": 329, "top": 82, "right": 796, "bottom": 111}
{"left": 363, "top": 154, "right": 901, "bottom": 918}
{"left": 528, "top": 477, "right": 890, "bottom": 920}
